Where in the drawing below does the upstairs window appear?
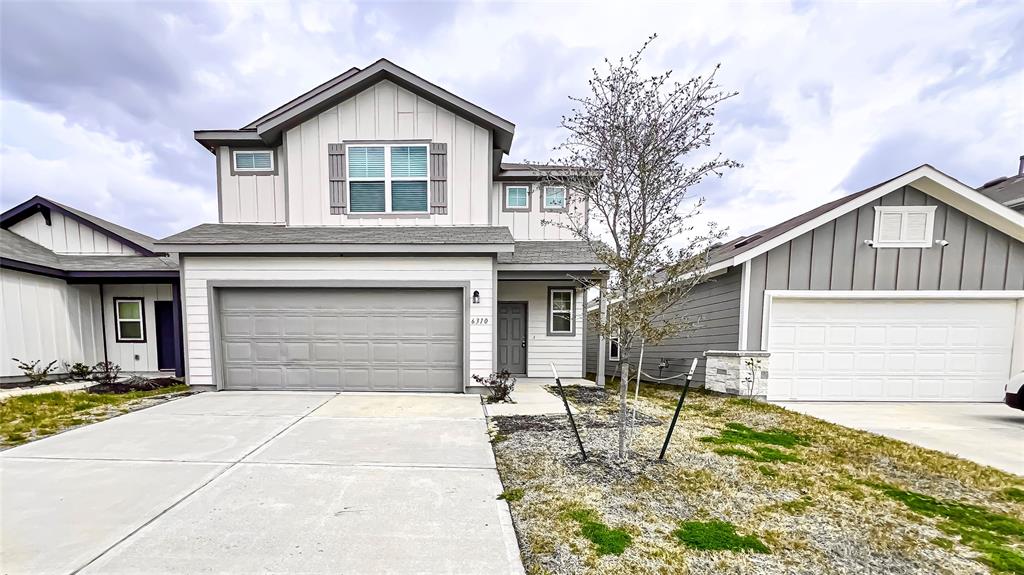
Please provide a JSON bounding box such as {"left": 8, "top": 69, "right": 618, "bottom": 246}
{"left": 548, "top": 287, "right": 575, "bottom": 335}
{"left": 348, "top": 144, "right": 429, "bottom": 213}
{"left": 542, "top": 186, "right": 566, "bottom": 210}
{"left": 114, "top": 298, "right": 146, "bottom": 342}
{"left": 872, "top": 206, "right": 936, "bottom": 248}
{"left": 232, "top": 150, "right": 274, "bottom": 173}
{"left": 503, "top": 184, "right": 530, "bottom": 211}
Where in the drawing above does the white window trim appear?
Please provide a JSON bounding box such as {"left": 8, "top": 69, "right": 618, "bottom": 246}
{"left": 114, "top": 298, "right": 146, "bottom": 342}
{"left": 542, "top": 186, "right": 567, "bottom": 210}
{"left": 548, "top": 287, "right": 575, "bottom": 335}
{"left": 871, "top": 205, "right": 937, "bottom": 248}
{"left": 346, "top": 143, "right": 430, "bottom": 215}
{"left": 504, "top": 185, "right": 530, "bottom": 210}
{"left": 232, "top": 150, "right": 275, "bottom": 173}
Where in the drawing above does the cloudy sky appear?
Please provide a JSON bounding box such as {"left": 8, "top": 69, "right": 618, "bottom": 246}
{"left": 1, "top": 0, "right": 1021, "bottom": 241}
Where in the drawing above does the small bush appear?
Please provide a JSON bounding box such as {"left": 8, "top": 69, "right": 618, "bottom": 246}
{"left": 90, "top": 361, "right": 122, "bottom": 384}
{"left": 498, "top": 488, "right": 524, "bottom": 502}
{"left": 61, "top": 361, "right": 94, "bottom": 381}
{"left": 472, "top": 370, "right": 516, "bottom": 403}
{"left": 563, "top": 506, "right": 632, "bottom": 556}
{"left": 673, "top": 520, "right": 769, "bottom": 553}
{"left": 12, "top": 358, "right": 58, "bottom": 385}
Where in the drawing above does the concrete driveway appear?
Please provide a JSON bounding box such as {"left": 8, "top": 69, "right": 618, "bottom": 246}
{"left": 1, "top": 392, "right": 524, "bottom": 574}
{"left": 775, "top": 402, "right": 1024, "bottom": 475}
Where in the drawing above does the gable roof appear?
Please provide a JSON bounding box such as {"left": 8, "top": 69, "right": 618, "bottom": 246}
{"left": 1, "top": 196, "right": 161, "bottom": 256}
{"left": 0, "top": 229, "right": 177, "bottom": 279}
{"left": 706, "top": 164, "right": 1024, "bottom": 273}
{"left": 195, "top": 59, "right": 516, "bottom": 154}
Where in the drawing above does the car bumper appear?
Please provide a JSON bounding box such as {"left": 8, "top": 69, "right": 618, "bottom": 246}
{"left": 1006, "top": 391, "right": 1022, "bottom": 410}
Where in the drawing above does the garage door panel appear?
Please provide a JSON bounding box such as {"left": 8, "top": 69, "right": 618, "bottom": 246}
{"left": 768, "top": 298, "right": 1015, "bottom": 402}
{"left": 218, "top": 288, "right": 463, "bottom": 392}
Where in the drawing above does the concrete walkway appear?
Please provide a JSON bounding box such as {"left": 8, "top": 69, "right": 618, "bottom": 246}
{"left": 483, "top": 378, "right": 596, "bottom": 417}
{"left": 776, "top": 402, "right": 1024, "bottom": 475}
{"left": 0, "top": 392, "right": 525, "bottom": 574}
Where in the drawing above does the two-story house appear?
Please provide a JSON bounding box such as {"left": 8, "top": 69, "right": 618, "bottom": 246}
{"left": 159, "top": 59, "right": 606, "bottom": 392}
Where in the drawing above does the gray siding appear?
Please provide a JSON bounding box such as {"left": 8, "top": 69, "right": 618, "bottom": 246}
{"left": 585, "top": 267, "right": 742, "bottom": 387}
{"left": 746, "top": 185, "right": 1024, "bottom": 349}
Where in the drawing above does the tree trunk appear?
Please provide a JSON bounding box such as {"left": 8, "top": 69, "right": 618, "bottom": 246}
{"left": 618, "top": 359, "right": 629, "bottom": 460}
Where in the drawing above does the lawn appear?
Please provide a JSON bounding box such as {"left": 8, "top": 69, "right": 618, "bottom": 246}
{"left": 490, "top": 381, "right": 1024, "bottom": 575}
{"left": 0, "top": 384, "right": 192, "bottom": 447}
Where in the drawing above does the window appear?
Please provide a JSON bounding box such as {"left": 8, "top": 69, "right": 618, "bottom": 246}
{"left": 542, "top": 186, "right": 566, "bottom": 210}
{"left": 503, "top": 185, "right": 530, "bottom": 211}
{"left": 347, "top": 144, "right": 429, "bottom": 213}
{"left": 232, "top": 150, "right": 274, "bottom": 173}
{"left": 872, "top": 206, "right": 936, "bottom": 248}
{"left": 608, "top": 334, "right": 620, "bottom": 361}
{"left": 114, "top": 298, "right": 145, "bottom": 342}
{"left": 548, "top": 288, "right": 575, "bottom": 335}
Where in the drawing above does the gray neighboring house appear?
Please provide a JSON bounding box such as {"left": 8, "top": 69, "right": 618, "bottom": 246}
{"left": 0, "top": 196, "right": 184, "bottom": 380}
{"left": 587, "top": 163, "right": 1024, "bottom": 402}
{"left": 977, "top": 155, "right": 1024, "bottom": 212}
{"left": 161, "top": 58, "right": 607, "bottom": 393}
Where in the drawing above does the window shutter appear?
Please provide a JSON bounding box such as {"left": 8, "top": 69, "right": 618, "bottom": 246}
{"left": 328, "top": 144, "right": 347, "bottom": 214}
{"left": 429, "top": 142, "right": 448, "bottom": 215}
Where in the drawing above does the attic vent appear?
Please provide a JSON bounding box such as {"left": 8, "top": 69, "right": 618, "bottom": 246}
{"left": 733, "top": 235, "right": 762, "bottom": 249}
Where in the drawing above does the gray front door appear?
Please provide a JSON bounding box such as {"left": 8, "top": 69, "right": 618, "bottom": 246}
{"left": 218, "top": 288, "right": 463, "bottom": 392}
{"left": 497, "top": 302, "right": 527, "bottom": 375}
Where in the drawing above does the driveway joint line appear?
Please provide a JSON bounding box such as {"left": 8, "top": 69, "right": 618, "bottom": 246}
{"left": 235, "top": 460, "right": 498, "bottom": 470}
{"left": 68, "top": 394, "right": 336, "bottom": 575}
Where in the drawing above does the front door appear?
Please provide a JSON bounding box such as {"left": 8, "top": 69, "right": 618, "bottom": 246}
{"left": 154, "top": 301, "right": 176, "bottom": 371}
{"left": 497, "top": 302, "right": 527, "bottom": 375}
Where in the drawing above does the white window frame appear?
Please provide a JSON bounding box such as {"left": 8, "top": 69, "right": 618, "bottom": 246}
{"left": 548, "top": 287, "right": 575, "bottom": 335}
{"left": 114, "top": 297, "right": 146, "bottom": 343}
{"left": 232, "top": 150, "right": 274, "bottom": 173}
{"left": 542, "top": 186, "right": 567, "bottom": 210}
{"left": 871, "top": 206, "right": 937, "bottom": 248}
{"left": 504, "top": 185, "right": 530, "bottom": 211}
{"left": 346, "top": 143, "right": 430, "bottom": 214}
{"left": 608, "top": 333, "right": 620, "bottom": 361}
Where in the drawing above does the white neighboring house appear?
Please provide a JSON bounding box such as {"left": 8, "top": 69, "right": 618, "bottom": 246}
{"left": 0, "top": 197, "right": 183, "bottom": 380}
{"left": 161, "top": 59, "right": 607, "bottom": 392}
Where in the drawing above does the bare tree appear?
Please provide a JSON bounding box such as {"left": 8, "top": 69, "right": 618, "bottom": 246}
{"left": 534, "top": 35, "right": 738, "bottom": 459}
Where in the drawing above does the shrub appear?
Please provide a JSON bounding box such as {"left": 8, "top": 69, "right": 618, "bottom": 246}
{"left": 11, "top": 358, "right": 58, "bottom": 385}
{"left": 61, "top": 361, "right": 94, "bottom": 381}
{"left": 472, "top": 370, "right": 516, "bottom": 403}
{"left": 91, "top": 361, "right": 122, "bottom": 384}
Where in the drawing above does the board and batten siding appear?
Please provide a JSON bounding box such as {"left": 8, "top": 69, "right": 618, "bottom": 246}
{"left": 0, "top": 270, "right": 103, "bottom": 377}
{"left": 217, "top": 146, "right": 286, "bottom": 224}
{"left": 282, "top": 79, "right": 492, "bottom": 226}
{"left": 8, "top": 211, "right": 141, "bottom": 255}
{"left": 585, "top": 267, "right": 742, "bottom": 387}
{"left": 493, "top": 183, "right": 579, "bottom": 240}
{"left": 745, "top": 185, "right": 1024, "bottom": 349}
{"left": 497, "top": 281, "right": 585, "bottom": 378}
{"left": 181, "top": 256, "right": 495, "bottom": 387}
{"left": 102, "top": 284, "right": 175, "bottom": 373}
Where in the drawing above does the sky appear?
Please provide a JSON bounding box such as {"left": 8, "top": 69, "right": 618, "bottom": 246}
{"left": 1, "top": 0, "right": 1021, "bottom": 241}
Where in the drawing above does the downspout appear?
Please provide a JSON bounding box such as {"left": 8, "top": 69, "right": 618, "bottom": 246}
{"left": 98, "top": 284, "right": 109, "bottom": 365}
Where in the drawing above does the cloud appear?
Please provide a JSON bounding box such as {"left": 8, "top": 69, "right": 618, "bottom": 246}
{"left": 1, "top": 0, "right": 1020, "bottom": 245}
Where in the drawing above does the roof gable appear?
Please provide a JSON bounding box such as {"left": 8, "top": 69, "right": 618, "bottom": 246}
{"left": 1, "top": 196, "right": 161, "bottom": 256}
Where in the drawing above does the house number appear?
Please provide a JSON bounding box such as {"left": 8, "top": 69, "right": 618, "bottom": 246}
{"left": 471, "top": 317, "right": 489, "bottom": 325}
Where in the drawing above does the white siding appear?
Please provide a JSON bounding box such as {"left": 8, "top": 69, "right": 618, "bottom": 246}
{"left": 283, "top": 80, "right": 492, "bottom": 227}
{"left": 102, "top": 284, "right": 175, "bottom": 374}
{"left": 497, "top": 281, "right": 584, "bottom": 378}
{"left": 0, "top": 270, "right": 102, "bottom": 377}
{"left": 218, "top": 146, "right": 286, "bottom": 224}
{"left": 8, "top": 211, "right": 141, "bottom": 255}
{"left": 493, "top": 183, "right": 580, "bottom": 240}
{"left": 181, "top": 256, "right": 495, "bottom": 387}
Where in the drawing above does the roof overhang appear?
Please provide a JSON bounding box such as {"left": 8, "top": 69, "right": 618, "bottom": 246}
{"left": 706, "top": 164, "right": 1024, "bottom": 274}
{"left": 0, "top": 259, "right": 178, "bottom": 282}
{"left": 159, "top": 243, "right": 515, "bottom": 254}
{"left": 193, "top": 129, "right": 265, "bottom": 153}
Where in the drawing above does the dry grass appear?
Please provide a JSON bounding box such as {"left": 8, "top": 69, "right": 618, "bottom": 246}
{"left": 492, "top": 382, "right": 1024, "bottom": 574}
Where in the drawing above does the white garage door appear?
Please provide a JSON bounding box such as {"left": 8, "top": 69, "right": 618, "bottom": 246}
{"left": 767, "top": 298, "right": 1017, "bottom": 402}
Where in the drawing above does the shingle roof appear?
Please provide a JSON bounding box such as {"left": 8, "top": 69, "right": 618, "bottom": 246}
{"left": 978, "top": 174, "right": 1024, "bottom": 209}
{"left": 1, "top": 229, "right": 61, "bottom": 269}
{"left": 1, "top": 229, "right": 177, "bottom": 273}
{"left": 158, "top": 224, "right": 515, "bottom": 246}
{"left": 498, "top": 241, "right": 602, "bottom": 265}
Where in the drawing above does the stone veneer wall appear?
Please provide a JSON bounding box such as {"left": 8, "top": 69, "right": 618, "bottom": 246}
{"left": 703, "top": 350, "right": 771, "bottom": 399}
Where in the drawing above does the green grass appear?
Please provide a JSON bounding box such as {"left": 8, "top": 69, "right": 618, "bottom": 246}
{"left": 498, "top": 488, "right": 524, "bottom": 502}
{"left": 563, "top": 506, "right": 633, "bottom": 556}
{"left": 702, "top": 422, "right": 807, "bottom": 463}
{"left": 999, "top": 487, "right": 1024, "bottom": 503}
{"left": 673, "top": 520, "right": 769, "bottom": 554}
{"left": 757, "top": 465, "right": 779, "bottom": 478}
{"left": 873, "top": 483, "right": 1024, "bottom": 574}
{"left": 1, "top": 385, "right": 189, "bottom": 446}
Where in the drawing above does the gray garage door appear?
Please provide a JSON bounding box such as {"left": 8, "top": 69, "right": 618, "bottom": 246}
{"left": 217, "top": 288, "right": 463, "bottom": 392}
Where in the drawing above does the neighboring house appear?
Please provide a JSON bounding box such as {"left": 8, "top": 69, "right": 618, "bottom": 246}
{"left": 0, "top": 196, "right": 184, "bottom": 380}
{"left": 977, "top": 155, "right": 1024, "bottom": 212}
{"left": 587, "top": 164, "right": 1024, "bottom": 402}
{"left": 159, "top": 58, "right": 606, "bottom": 392}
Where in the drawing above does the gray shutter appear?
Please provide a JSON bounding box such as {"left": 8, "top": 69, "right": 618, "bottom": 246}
{"left": 429, "top": 142, "right": 448, "bottom": 215}
{"left": 328, "top": 144, "right": 347, "bottom": 214}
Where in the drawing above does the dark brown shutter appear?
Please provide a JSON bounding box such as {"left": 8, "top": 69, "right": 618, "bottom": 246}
{"left": 429, "top": 142, "right": 448, "bottom": 215}
{"left": 328, "top": 144, "right": 346, "bottom": 214}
